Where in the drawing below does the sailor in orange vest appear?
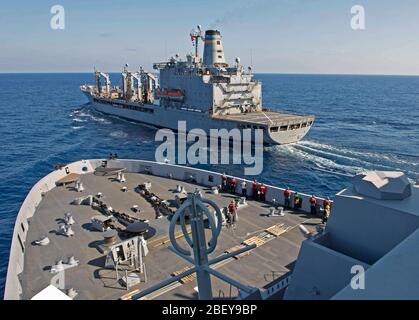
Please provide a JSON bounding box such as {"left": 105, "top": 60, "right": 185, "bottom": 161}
{"left": 252, "top": 180, "right": 258, "bottom": 200}
{"left": 229, "top": 177, "right": 237, "bottom": 194}
{"left": 323, "top": 197, "right": 332, "bottom": 209}
{"left": 284, "top": 187, "right": 291, "bottom": 208}
{"left": 309, "top": 195, "right": 317, "bottom": 215}
{"left": 322, "top": 197, "right": 332, "bottom": 224}
{"left": 227, "top": 200, "right": 238, "bottom": 226}
{"left": 259, "top": 183, "right": 266, "bottom": 201}
{"left": 221, "top": 173, "right": 227, "bottom": 192}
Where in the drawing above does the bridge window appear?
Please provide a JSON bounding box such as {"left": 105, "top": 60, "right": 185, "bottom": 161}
{"left": 270, "top": 126, "right": 279, "bottom": 132}
{"left": 301, "top": 122, "right": 307, "bottom": 128}
{"left": 280, "top": 125, "right": 288, "bottom": 131}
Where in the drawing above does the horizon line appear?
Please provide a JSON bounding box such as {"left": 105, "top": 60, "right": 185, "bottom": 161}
{"left": 1, "top": 71, "right": 419, "bottom": 77}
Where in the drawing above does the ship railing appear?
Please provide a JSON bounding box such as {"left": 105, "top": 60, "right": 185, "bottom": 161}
{"left": 153, "top": 62, "right": 173, "bottom": 70}
{"left": 106, "top": 159, "right": 332, "bottom": 216}
{"left": 179, "top": 106, "right": 204, "bottom": 113}
{"left": 261, "top": 272, "right": 293, "bottom": 300}
{"left": 262, "top": 107, "right": 315, "bottom": 118}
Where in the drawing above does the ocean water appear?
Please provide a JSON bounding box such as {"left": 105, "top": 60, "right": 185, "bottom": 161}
{"left": 0, "top": 73, "right": 418, "bottom": 297}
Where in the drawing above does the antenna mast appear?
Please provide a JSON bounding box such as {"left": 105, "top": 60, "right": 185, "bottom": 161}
{"left": 190, "top": 25, "right": 204, "bottom": 60}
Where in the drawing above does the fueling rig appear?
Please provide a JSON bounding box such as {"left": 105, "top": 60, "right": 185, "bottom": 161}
{"left": 93, "top": 64, "right": 158, "bottom": 104}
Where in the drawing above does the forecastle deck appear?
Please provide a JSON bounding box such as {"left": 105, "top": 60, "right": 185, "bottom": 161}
{"left": 5, "top": 159, "right": 325, "bottom": 300}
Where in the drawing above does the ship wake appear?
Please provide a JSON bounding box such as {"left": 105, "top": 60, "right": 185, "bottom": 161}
{"left": 269, "top": 140, "right": 419, "bottom": 180}
{"left": 69, "top": 108, "right": 112, "bottom": 125}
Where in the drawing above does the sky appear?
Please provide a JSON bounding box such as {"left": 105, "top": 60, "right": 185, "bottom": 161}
{"left": 1, "top": 0, "right": 419, "bottom": 75}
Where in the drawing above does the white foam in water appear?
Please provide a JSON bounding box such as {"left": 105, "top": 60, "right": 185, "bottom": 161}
{"left": 109, "top": 130, "right": 128, "bottom": 138}
{"left": 76, "top": 111, "right": 91, "bottom": 118}
{"left": 279, "top": 144, "right": 364, "bottom": 176}
{"left": 72, "top": 118, "right": 87, "bottom": 123}
{"left": 272, "top": 140, "right": 419, "bottom": 178}
{"left": 294, "top": 143, "right": 386, "bottom": 170}
{"left": 90, "top": 115, "right": 111, "bottom": 124}
{"left": 298, "top": 141, "right": 419, "bottom": 172}
{"left": 70, "top": 109, "right": 112, "bottom": 125}
{"left": 69, "top": 110, "right": 80, "bottom": 117}
{"left": 299, "top": 141, "right": 394, "bottom": 163}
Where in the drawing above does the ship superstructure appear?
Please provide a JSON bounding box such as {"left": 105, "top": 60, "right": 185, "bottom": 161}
{"left": 81, "top": 26, "right": 315, "bottom": 145}
{"left": 154, "top": 29, "right": 262, "bottom": 116}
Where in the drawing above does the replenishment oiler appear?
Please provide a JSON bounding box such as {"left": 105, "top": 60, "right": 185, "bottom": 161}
{"left": 80, "top": 26, "right": 315, "bottom": 145}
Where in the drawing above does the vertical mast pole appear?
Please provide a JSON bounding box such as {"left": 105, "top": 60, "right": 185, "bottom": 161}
{"left": 195, "top": 36, "right": 199, "bottom": 59}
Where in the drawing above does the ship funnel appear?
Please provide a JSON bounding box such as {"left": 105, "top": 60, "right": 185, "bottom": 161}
{"left": 203, "top": 30, "right": 228, "bottom": 68}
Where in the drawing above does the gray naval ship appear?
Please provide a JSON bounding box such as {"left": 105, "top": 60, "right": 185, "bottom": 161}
{"left": 5, "top": 158, "right": 419, "bottom": 300}
{"left": 80, "top": 26, "right": 315, "bottom": 145}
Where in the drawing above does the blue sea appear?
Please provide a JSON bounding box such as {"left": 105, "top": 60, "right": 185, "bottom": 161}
{"left": 0, "top": 73, "right": 418, "bottom": 297}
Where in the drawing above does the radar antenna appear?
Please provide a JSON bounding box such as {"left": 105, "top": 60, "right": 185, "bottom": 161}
{"left": 190, "top": 25, "right": 205, "bottom": 59}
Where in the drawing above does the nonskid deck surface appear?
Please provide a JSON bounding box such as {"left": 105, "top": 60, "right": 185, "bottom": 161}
{"left": 212, "top": 111, "right": 314, "bottom": 126}
{"left": 21, "top": 172, "right": 321, "bottom": 300}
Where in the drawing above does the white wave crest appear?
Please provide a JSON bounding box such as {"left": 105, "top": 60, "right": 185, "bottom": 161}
{"left": 109, "top": 130, "right": 128, "bottom": 138}
{"left": 69, "top": 109, "right": 111, "bottom": 124}
{"left": 72, "top": 118, "right": 87, "bottom": 123}
{"left": 270, "top": 140, "right": 419, "bottom": 178}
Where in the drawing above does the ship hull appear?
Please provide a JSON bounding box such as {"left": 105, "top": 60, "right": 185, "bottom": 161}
{"left": 81, "top": 89, "right": 313, "bottom": 145}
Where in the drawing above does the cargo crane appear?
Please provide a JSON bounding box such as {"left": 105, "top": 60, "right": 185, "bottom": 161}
{"left": 121, "top": 64, "right": 135, "bottom": 101}
{"left": 131, "top": 71, "right": 143, "bottom": 102}
{"left": 121, "top": 65, "right": 158, "bottom": 103}
{"left": 94, "top": 68, "right": 110, "bottom": 98}
{"left": 142, "top": 69, "right": 158, "bottom": 104}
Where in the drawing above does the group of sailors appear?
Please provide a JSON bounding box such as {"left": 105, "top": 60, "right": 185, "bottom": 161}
{"left": 220, "top": 173, "right": 332, "bottom": 225}
{"left": 220, "top": 173, "right": 267, "bottom": 201}
{"left": 283, "top": 187, "right": 332, "bottom": 224}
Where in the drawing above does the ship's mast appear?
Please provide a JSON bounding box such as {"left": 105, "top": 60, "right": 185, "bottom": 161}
{"left": 190, "top": 25, "right": 204, "bottom": 63}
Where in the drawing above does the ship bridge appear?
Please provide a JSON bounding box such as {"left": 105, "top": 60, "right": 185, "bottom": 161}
{"left": 153, "top": 27, "right": 262, "bottom": 115}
